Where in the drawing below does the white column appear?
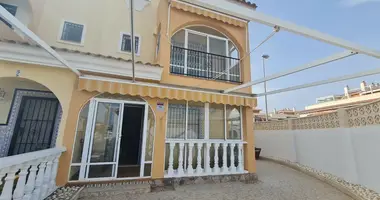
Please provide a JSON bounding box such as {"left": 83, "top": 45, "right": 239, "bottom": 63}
{"left": 23, "top": 162, "right": 38, "bottom": 200}
{"left": 213, "top": 143, "right": 219, "bottom": 173}
{"left": 0, "top": 166, "right": 19, "bottom": 200}
{"left": 196, "top": 142, "right": 203, "bottom": 174}
{"left": 222, "top": 143, "right": 228, "bottom": 173}
{"left": 49, "top": 155, "right": 60, "bottom": 193}
{"left": 237, "top": 143, "right": 244, "bottom": 172}
{"left": 205, "top": 143, "right": 211, "bottom": 174}
{"left": 178, "top": 143, "right": 185, "bottom": 176}
{"left": 13, "top": 164, "right": 29, "bottom": 200}
{"left": 32, "top": 161, "right": 46, "bottom": 200}
{"left": 229, "top": 143, "right": 236, "bottom": 173}
{"left": 168, "top": 142, "right": 175, "bottom": 176}
{"left": 187, "top": 142, "right": 194, "bottom": 175}
{"left": 41, "top": 159, "right": 53, "bottom": 198}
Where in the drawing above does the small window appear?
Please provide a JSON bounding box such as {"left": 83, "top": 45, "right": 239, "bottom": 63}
{"left": 120, "top": 33, "right": 140, "bottom": 54}
{"left": 0, "top": 3, "right": 17, "bottom": 28}
{"left": 60, "top": 21, "right": 84, "bottom": 44}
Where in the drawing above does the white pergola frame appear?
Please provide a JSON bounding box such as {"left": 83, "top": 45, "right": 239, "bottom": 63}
{"left": 0, "top": 6, "right": 81, "bottom": 76}
{"left": 177, "top": 0, "right": 380, "bottom": 95}
{"left": 2, "top": 2, "right": 380, "bottom": 97}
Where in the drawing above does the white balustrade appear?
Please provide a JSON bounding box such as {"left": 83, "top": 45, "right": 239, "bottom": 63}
{"left": 165, "top": 140, "right": 245, "bottom": 177}
{"left": 0, "top": 147, "right": 66, "bottom": 200}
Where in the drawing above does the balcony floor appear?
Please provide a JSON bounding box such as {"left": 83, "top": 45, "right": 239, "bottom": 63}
{"left": 77, "top": 160, "right": 353, "bottom": 200}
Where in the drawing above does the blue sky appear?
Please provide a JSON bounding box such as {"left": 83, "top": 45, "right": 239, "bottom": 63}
{"left": 247, "top": 0, "right": 380, "bottom": 112}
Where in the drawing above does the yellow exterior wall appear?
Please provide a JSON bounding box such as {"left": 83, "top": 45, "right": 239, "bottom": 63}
{"left": 32, "top": 0, "right": 160, "bottom": 64}
{"left": 156, "top": 1, "right": 252, "bottom": 93}
{"left": 0, "top": 77, "right": 49, "bottom": 124}
{"left": 0, "top": 61, "right": 78, "bottom": 147}
{"left": 243, "top": 107, "right": 256, "bottom": 172}
{"left": 57, "top": 89, "right": 97, "bottom": 186}
{"left": 1, "top": 0, "right": 256, "bottom": 184}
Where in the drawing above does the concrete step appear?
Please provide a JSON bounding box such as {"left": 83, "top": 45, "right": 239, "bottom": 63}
{"left": 78, "top": 181, "right": 151, "bottom": 199}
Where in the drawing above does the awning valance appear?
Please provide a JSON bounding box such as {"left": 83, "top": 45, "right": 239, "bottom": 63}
{"left": 171, "top": 1, "right": 246, "bottom": 28}
{"left": 78, "top": 78, "right": 256, "bottom": 108}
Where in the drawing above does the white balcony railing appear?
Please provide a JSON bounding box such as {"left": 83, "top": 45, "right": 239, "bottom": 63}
{"left": 0, "top": 147, "right": 66, "bottom": 200}
{"left": 165, "top": 140, "right": 245, "bottom": 177}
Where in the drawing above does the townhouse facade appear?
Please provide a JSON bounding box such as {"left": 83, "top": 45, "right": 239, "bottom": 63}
{"left": 0, "top": 0, "right": 258, "bottom": 191}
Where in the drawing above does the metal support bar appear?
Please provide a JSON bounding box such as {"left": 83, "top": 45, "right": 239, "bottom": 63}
{"left": 223, "top": 51, "right": 357, "bottom": 93}
{"left": 181, "top": 0, "right": 380, "bottom": 59}
{"left": 129, "top": 0, "right": 136, "bottom": 82}
{"left": 0, "top": 6, "right": 81, "bottom": 76}
{"left": 255, "top": 67, "right": 380, "bottom": 97}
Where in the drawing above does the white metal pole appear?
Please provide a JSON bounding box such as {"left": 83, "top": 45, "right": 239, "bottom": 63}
{"left": 262, "top": 57, "right": 269, "bottom": 121}
{"left": 255, "top": 67, "right": 380, "bottom": 96}
{"left": 223, "top": 51, "right": 357, "bottom": 93}
{"left": 0, "top": 6, "right": 81, "bottom": 76}
{"left": 130, "top": 0, "right": 136, "bottom": 82}
{"left": 180, "top": 0, "right": 380, "bottom": 59}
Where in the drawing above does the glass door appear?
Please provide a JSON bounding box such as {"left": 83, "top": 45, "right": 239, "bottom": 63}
{"left": 208, "top": 37, "right": 228, "bottom": 81}
{"left": 82, "top": 100, "right": 123, "bottom": 180}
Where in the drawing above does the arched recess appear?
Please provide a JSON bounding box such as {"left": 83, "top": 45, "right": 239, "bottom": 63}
{"left": 171, "top": 21, "right": 245, "bottom": 55}
{"left": 68, "top": 93, "right": 156, "bottom": 181}
{"left": 170, "top": 24, "right": 242, "bottom": 83}
{"left": 0, "top": 77, "right": 63, "bottom": 157}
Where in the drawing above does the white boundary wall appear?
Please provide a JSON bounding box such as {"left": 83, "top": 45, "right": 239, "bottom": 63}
{"left": 255, "top": 126, "right": 380, "bottom": 193}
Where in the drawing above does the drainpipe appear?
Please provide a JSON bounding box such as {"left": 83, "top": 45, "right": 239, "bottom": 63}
{"left": 130, "top": 0, "right": 136, "bottom": 82}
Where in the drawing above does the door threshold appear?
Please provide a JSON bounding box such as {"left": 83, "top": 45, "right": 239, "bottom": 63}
{"left": 68, "top": 176, "right": 152, "bottom": 185}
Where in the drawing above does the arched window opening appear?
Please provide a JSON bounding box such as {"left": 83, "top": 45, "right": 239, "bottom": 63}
{"left": 170, "top": 26, "right": 241, "bottom": 82}
{"left": 69, "top": 94, "right": 156, "bottom": 181}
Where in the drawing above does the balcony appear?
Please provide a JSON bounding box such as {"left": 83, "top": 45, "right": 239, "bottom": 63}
{"left": 170, "top": 27, "right": 241, "bottom": 83}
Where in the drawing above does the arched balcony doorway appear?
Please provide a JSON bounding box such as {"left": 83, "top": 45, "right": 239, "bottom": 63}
{"left": 170, "top": 26, "right": 241, "bottom": 83}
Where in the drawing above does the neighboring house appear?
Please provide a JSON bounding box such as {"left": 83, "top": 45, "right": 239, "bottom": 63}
{"left": 301, "top": 81, "right": 380, "bottom": 116}
{"left": 254, "top": 108, "right": 299, "bottom": 121}
{"left": 0, "top": 0, "right": 257, "bottom": 191}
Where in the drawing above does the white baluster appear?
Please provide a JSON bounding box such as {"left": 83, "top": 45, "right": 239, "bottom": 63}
{"left": 213, "top": 143, "right": 219, "bottom": 173}
{"left": 32, "top": 161, "right": 46, "bottom": 200}
{"left": 205, "top": 143, "right": 211, "bottom": 174}
{"left": 13, "top": 164, "right": 29, "bottom": 200}
{"left": 178, "top": 143, "right": 185, "bottom": 176}
{"left": 168, "top": 142, "right": 175, "bottom": 176}
{"left": 41, "top": 158, "right": 53, "bottom": 198}
{"left": 23, "top": 162, "right": 39, "bottom": 200}
{"left": 0, "top": 166, "right": 19, "bottom": 200}
{"left": 196, "top": 142, "right": 202, "bottom": 174}
{"left": 187, "top": 142, "right": 194, "bottom": 175}
{"left": 49, "top": 155, "right": 60, "bottom": 193}
{"left": 222, "top": 143, "right": 228, "bottom": 173}
{"left": 237, "top": 143, "right": 244, "bottom": 172}
{"left": 230, "top": 143, "right": 236, "bottom": 173}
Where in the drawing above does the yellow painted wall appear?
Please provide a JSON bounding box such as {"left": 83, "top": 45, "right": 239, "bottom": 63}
{"left": 0, "top": 77, "right": 49, "bottom": 124}
{"left": 156, "top": 1, "right": 252, "bottom": 93}
{"left": 0, "top": 61, "right": 77, "bottom": 147}
{"left": 32, "top": 0, "right": 160, "bottom": 65}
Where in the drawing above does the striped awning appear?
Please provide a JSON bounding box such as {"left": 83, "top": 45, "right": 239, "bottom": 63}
{"left": 78, "top": 78, "right": 257, "bottom": 108}
{"left": 171, "top": 1, "right": 247, "bottom": 28}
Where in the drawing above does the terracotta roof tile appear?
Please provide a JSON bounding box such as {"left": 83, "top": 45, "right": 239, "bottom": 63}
{"left": 0, "top": 38, "right": 163, "bottom": 68}
{"left": 233, "top": 0, "right": 257, "bottom": 9}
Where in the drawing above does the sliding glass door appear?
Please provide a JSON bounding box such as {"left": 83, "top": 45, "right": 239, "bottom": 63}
{"left": 79, "top": 100, "right": 123, "bottom": 180}
{"left": 76, "top": 98, "right": 150, "bottom": 181}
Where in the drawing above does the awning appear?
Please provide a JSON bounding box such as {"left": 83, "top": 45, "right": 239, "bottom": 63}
{"left": 171, "top": 1, "right": 246, "bottom": 28}
{"left": 78, "top": 78, "right": 256, "bottom": 107}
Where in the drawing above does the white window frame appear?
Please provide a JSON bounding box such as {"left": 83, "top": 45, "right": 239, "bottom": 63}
{"left": 68, "top": 98, "right": 151, "bottom": 182}
{"left": 165, "top": 101, "right": 243, "bottom": 141}
{"left": 119, "top": 32, "right": 141, "bottom": 56}
{"left": 57, "top": 19, "right": 86, "bottom": 46}
{"left": 171, "top": 28, "right": 242, "bottom": 81}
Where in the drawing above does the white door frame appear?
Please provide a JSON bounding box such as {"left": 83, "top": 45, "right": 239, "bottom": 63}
{"left": 78, "top": 98, "right": 149, "bottom": 181}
